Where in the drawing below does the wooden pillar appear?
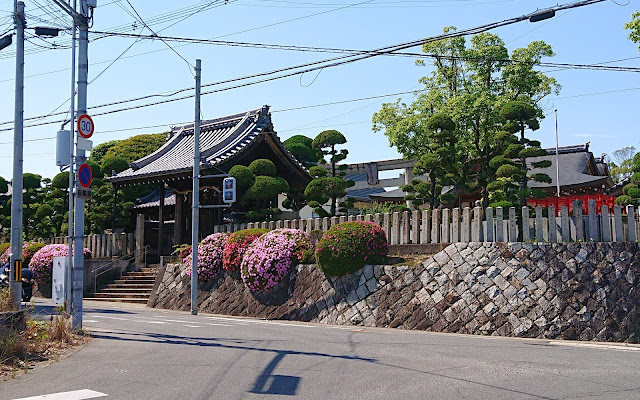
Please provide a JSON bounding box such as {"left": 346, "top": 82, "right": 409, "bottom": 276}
{"left": 158, "top": 182, "right": 165, "bottom": 258}
{"left": 174, "top": 192, "right": 183, "bottom": 246}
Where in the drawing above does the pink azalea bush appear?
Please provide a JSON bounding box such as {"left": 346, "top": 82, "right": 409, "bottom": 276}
{"left": 184, "top": 233, "right": 228, "bottom": 282}
{"left": 0, "top": 241, "right": 45, "bottom": 266}
{"left": 315, "top": 221, "right": 388, "bottom": 276}
{"left": 222, "top": 228, "right": 269, "bottom": 272}
{"left": 240, "top": 229, "right": 311, "bottom": 293}
{"left": 29, "top": 244, "right": 92, "bottom": 287}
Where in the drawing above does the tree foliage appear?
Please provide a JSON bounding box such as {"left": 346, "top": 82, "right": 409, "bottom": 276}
{"left": 283, "top": 135, "right": 322, "bottom": 166}
{"left": 373, "top": 28, "right": 559, "bottom": 208}
{"left": 304, "top": 130, "right": 354, "bottom": 216}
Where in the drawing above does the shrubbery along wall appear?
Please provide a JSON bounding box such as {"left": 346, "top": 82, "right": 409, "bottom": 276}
{"left": 150, "top": 242, "right": 640, "bottom": 343}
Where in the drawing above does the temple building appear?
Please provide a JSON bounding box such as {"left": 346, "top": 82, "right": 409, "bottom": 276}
{"left": 108, "top": 106, "right": 311, "bottom": 259}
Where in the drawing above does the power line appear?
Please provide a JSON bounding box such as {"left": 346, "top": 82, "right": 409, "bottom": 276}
{"left": 0, "top": 0, "right": 608, "bottom": 131}
{"left": 87, "top": 29, "right": 640, "bottom": 73}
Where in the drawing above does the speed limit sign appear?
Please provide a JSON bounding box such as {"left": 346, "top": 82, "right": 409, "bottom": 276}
{"left": 77, "top": 114, "right": 94, "bottom": 139}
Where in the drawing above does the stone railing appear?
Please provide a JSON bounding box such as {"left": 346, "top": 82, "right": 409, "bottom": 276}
{"left": 44, "top": 232, "right": 136, "bottom": 258}
{"left": 211, "top": 200, "right": 639, "bottom": 244}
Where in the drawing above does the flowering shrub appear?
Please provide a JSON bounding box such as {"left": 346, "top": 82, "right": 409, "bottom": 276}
{"left": 172, "top": 244, "right": 192, "bottom": 263}
{"left": 315, "top": 221, "right": 388, "bottom": 277}
{"left": 0, "top": 242, "right": 46, "bottom": 266}
{"left": 222, "top": 228, "right": 269, "bottom": 272}
{"left": 30, "top": 244, "right": 92, "bottom": 287}
{"left": 184, "top": 233, "right": 228, "bottom": 282}
{"left": 241, "top": 229, "right": 311, "bottom": 292}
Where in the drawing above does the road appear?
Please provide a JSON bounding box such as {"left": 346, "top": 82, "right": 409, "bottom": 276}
{"left": 2, "top": 299, "right": 640, "bottom": 400}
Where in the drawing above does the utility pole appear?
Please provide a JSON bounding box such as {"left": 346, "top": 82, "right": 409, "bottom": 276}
{"left": 67, "top": 0, "right": 77, "bottom": 311}
{"left": 72, "top": 0, "right": 90, "bottom": 330}
{"left": 9, "top": 0, "right": 25, "bottom": 309}
{"left": 555, "top": 109, "right": 560, "bottom": 197}
{"left": 191, "top": 59, "right": 201, "bottom": 315}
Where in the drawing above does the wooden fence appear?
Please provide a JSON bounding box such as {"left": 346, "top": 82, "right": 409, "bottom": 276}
{"left": 45, "top": 232, "right": 136, "bottom": 258}
{"left": 212, "top": 200, "right": 640, "bottom": 245}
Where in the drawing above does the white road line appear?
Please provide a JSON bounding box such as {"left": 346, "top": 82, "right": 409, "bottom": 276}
{"left": 548, "top": 342, "right": 640, "bottom": 352}
{"left": 83, "top": 319, "right": 98, "bottom": 323}
{"left": 13, "top": 389, "right": 108, "bottom": 400}
{"left": 92, "top": 316, "right": 129, "bottom": 321}
{"left": 185, "top": 325, "right": 201, "bottom": 328}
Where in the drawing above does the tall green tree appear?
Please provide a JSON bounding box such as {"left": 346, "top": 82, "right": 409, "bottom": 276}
{"left": 625, "top": 11, "right": 640, "bottom": 52}
{"left": 230, "top": 159, "right": 290, "bottom": 221}
{"left": 607, "top": 146, "right": 637, "bottom": 184}
{"left": 373, "top": 29, "right": 559, "bottom": 207}
{"left": 305, "top": 130, "right": 354, "bottom": 216}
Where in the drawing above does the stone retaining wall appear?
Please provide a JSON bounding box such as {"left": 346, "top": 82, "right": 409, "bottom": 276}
{"left": 149, "top": 242, "right": 640, "bottom": 342}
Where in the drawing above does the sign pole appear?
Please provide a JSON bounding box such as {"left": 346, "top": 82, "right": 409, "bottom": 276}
{"left": 191, "top": 59, "right": 201, "bottom": 315}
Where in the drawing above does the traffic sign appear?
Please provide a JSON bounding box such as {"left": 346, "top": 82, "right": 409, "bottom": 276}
{"left": 77, "top": 163, "right": 92, "bottom": 188}
{"left": 76, "top": 187, "right": 92, "bottom": 200}
{"left": 77, "top": 114, "right": 94, "bottom": 139}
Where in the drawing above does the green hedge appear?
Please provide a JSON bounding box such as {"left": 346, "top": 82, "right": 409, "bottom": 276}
{"left": 315, "top": 221, "right": 388, "bottom": 277}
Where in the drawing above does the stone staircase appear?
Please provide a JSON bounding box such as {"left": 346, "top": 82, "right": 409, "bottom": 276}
{"left": 86, "top": 266, "right": 159, "bottom": 304}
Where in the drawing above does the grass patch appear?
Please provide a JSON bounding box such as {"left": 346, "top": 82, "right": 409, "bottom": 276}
{"left": 0, "top": 289, "right": 89, "bottom": 380}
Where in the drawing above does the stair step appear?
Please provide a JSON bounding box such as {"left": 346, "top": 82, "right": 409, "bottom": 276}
{"left": 123, "top": 272, "right": 157, "bottom": 278}
{"left": 100, "top": 288, "right": 153, "bottom": 293}
{"left": 107, "top": 283, "right": 155, "bottom": 289}
{"left": 85, "top": 297, "right": 149, "bottom": 304}
{"left": 94, "top": 292, "right": 151, "bottom": 299}
{"left": 115, "top": 278, "right": 156, "bottom": 284}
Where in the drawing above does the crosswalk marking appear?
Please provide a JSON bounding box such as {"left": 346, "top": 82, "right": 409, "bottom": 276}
{"left": 13, "top": 389, "right": 108, "bottom": 400}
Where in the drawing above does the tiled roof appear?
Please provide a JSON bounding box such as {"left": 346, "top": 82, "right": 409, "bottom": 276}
{"left": 134, "top": 188, "right": 176, "bottom": 209}
{"left": 528, "top": 144, "right": 612, "bottom": 190}
{"left": 108, "top": 106, "right": 307, "bottom": 186}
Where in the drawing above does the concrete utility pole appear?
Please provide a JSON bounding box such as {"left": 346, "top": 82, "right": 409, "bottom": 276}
{"left": 191, "top": 59, "right": 201, "bottom": 315}
{"left": 9, "top": 0, "right": 25, "bottom": 309}
{"left": 67, "top": 0, "right": 77, "bottom": 310}
{"left": 71, "top": 0, "right": 90, "bottom": 330}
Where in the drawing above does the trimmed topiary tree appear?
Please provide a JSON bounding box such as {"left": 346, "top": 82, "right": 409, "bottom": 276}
{"left": 29, "top": 244, "right": 92, "bottom": 287}
{"left": 240, "top": 229, "right": 311, "bottom": 292}
{"left": 222, "top": 228, "right": 269, "bottom": 272}
{"left": 184, "top": 233, "right": 228, "bottom": 282}
{"left": 315, "top": 221, "right": 388, "bottom": 277}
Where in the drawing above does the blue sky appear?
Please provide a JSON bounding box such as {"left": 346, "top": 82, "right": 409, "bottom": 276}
{"left": 0, "top": 0, "right": 639, "bottom": 181}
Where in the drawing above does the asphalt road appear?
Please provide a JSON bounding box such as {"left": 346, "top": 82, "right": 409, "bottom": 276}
{"left": 2, "top": 299, "right": 640, "bottom": 400}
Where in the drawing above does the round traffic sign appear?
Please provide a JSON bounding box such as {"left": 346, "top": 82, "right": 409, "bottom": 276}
{"left": 77, "top": 114, "right": 94, "bottom": 139}
{"left": 78, "top": 163, "right": 92, "bottom": 188}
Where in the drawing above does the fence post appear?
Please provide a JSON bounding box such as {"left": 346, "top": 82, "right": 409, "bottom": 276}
{"left": 442, "top": 208, "right": 450, "bottom": 243}
{"left": 461, "top": 207, "right": 471, "bottom": 242}
{"left": 348, "top": 215, "right": 356, "bottom": 222}
{"left": 613, "top": 205, "right": 624, "bottom": 242}
{"left": 573, "top": 201, "right": 584, "bottom": 242}
{"left": 472, "top": 206, "right": 483, "bottom": 242}
{"left": 331, "top": 216, "right": 338, "bottom": 228}
{"left": 495, "top": 207, "right": 503, "bottom": 242}
{"left": 522, "top": 206, "right": 530, "bottom": 242}
{"left": 356, "top": 215, "right": 364, "bottom": 222}
{"left": 431, "top": 209, "right": 440, "bottom": 244}
{"left": 383, "top": 213, "right": 391, "bottom": 244}
{"left": 560, "top": 206, "right": 570, "bottom": 242}
{"left": 451, "top": 208, "right": 460, "bottom": 243}
{"left": 365, "top": 214, "right": 372, "bottom": 223}
{"left": 402, "top": 211, "right": 410, "bottom": 244}
{"left": 322, "top": 217, "right": 329, "bottom": 233}
{"left": 411, "top": 210, "right": 420, "bottom": 244}
{"left": 485, "top": 207, "right": 494, "bottom": 242}
{"left": 421, "top": 209, "right": 430, "bottom": 244}
{"left": 535, "top": 206, "right": 544, "bottom": 242}
{"left": 374, "top": 213, "right": 382, "bottom": 227}
{"left": 600, "top": 206, "right": 611, "bottom": 242}
{"left": 392, "top": 212, "right": 400, "bottom": 245}
{"left": 508, "top": 207, "right": 517, "bottom": 242}
{"left": 339, "top": 216, "right": 347, "bottom": 225}
{"left": 548, "top": 206, "right": 557, "bottom": 243}
{"left": 627, "top": 205, "right": 637, "bottom": 242}
{"left": 588, "top": 199, "right": 599, "bottom": 242}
